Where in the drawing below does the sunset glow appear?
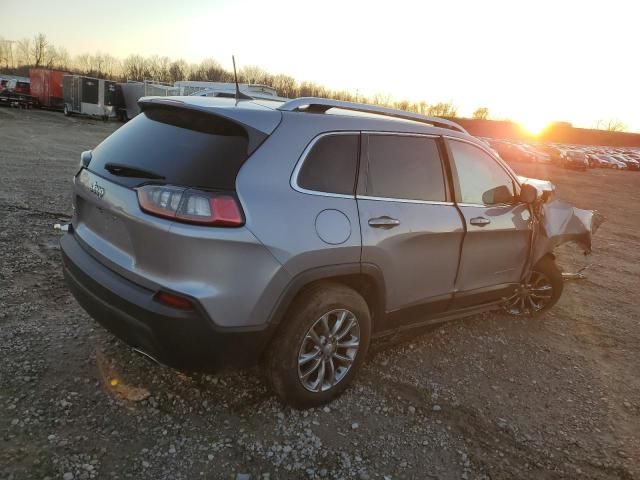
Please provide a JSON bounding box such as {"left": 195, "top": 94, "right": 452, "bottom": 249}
{"left": 1, "top": 0, "right": 638, "bottom": 131}
{"left": 519, "top": 118, "right": 551, "bottom": 137}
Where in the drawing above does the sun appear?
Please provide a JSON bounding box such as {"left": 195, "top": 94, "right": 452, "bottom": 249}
{"left": 519, "top": 117, "right": 550, "bottom": 137}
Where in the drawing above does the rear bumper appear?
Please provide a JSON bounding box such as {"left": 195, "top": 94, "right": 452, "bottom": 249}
{"left": 60, "top": 232, "right": 272, "bottom": 372}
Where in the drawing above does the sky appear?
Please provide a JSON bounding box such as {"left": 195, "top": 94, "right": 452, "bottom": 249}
{"left": 2, "top": 0, "right": 639, "bottom": 132}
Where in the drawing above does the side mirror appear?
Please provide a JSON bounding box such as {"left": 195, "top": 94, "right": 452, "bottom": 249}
{"left": 482, "top": 185, "right": 515, "bottom": 205}
{"left": 519, "top": 183, "right": 539, "bottom": 204}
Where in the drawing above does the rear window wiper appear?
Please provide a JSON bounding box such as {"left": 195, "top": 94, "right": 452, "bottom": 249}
{"left": 104, "top": 163, "right": 165, "bottom": 180}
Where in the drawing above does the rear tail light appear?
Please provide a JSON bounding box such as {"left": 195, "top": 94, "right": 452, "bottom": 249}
{"left": 136, "top": 185, "right": 243, "bottom": 227}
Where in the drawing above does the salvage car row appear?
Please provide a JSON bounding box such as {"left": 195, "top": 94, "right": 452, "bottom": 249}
{"left": 484, "top": 138, "right": 640, "bottom": 171}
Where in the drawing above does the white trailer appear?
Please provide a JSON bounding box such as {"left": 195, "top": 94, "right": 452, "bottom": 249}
{"left": 62, "top": 75, "right": 117, "bottom": 120}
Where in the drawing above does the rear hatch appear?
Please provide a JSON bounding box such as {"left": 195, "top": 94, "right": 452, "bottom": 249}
{"left": 71, "top": 99, "right": 280, "bottom": 287}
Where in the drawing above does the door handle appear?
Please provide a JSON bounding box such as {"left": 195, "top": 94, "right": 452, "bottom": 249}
{"left": 469, "top": 216, "right": 491, "bottom": 226}
{"left": 368, "top": 216, "right": 401, "bottom": 229}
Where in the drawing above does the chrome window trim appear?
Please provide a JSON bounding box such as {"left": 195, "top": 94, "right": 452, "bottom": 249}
{"left": 290, "top": 131, "right": 360, "bottom": 199}
{"left": 366, "top": 131, "right": 440, "bottom": 138}
{"left": 457, "top": 202, "right": 514, "bottom": 208}
{"left": 291, "top": 131, "right": 442, "bottom": 199}
{"left": 357, "top": 195, "right": 453, "bottom": 206}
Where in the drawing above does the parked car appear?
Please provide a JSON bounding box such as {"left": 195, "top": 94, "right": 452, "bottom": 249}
{"left": 6, "top": 78, "right": 31, "bottom": 95}
{"left": 0, "top": 77, "right": 37, "bottom": 109}
{"left": 612, "top": 155, "right": 640, "bottom": 171}
{"left": 493, "top": 142, "right": 536, "bottom": 162}
{"left": 538, "top": 144, "right": 564, "bottom": 163}
{"left": 523, "top": 145, "right": 551, "bottom": 163}
{"left": 587, "top": 154, "right": 611, "bottom": 168}
{"left": 62, "top": 96, "right": 588, "bottom": 407}
{"left": 601, "top": 155, "right": 628, "bottom": 169}
{"left": 560, "top": 150, "right": 588, "bottom": 170}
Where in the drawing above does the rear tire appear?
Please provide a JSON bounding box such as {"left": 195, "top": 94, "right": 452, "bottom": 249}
{"left": 504, "top": 256, "right": 563, "bottom": 316}
{"left": 264, "top": 282, "right": 371, "bottom": 408}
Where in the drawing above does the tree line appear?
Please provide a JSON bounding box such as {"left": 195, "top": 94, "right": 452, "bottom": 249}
{"left": 0, "top": 33, "right": 630, "bottom": 131}
{"left": 0, "top": 33, "right": 468, "bottom": 117}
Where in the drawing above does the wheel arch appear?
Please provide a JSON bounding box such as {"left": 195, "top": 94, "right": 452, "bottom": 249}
{"left": 265, "top": 263, "right": 387, "bottom": 339}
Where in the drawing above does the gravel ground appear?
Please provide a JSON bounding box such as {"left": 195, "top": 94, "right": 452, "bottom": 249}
{"left": 1, "top": 108, "right": 639, "bottom": 480}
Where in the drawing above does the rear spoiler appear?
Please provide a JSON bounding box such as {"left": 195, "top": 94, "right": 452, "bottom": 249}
{"left": 138, "top": 97, "right": 282, "bottom": 155}
{"left": 138, "top": 96, "right": 282, "bottom": 136}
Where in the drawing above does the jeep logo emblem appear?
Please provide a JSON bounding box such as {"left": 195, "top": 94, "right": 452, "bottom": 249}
{"left": 90, "top": 181, "right": 105, "bottom": 199}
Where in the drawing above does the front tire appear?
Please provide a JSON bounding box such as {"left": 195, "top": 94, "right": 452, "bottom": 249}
{"left": 504, "top": 256, "right": 563, "bottom": 316}
{"left": 265, "top": 282, "right": 371, "bottom": 408}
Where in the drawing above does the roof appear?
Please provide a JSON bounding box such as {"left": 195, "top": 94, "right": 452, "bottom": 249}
{"left": 137, "top": 96, "right": 475, "bottom": 141}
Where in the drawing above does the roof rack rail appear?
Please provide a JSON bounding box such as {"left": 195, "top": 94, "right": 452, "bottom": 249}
{"left": 277, "top": 97, "right": 468, "bottom": 134}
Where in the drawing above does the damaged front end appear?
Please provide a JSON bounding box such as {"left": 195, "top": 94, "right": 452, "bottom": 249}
{"left": 517, "top": 176, "right": 605, "bottom": 280}
{"left": 518, "top": 176, "right": 605, "bottom": 266}
{"left": 502, "top": 177, "right": 605, "bottom": 316}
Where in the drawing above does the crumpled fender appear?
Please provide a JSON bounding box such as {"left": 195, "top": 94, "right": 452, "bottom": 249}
{"left": 518, "top": 176, "right": 604, "bottom": 266}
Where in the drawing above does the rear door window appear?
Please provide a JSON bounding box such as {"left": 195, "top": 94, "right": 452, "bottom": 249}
{"left": 296, "top": 133, "right": 360, "bottom": 195}
{"left": 361, "top": 134, "right": 446, "bottom": 202}
{"left": 89, "top": 106, "right": 257, "bottom": 190}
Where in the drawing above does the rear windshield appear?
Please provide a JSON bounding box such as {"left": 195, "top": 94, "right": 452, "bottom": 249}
{"left": 89, "top": 106, "right": 255, "bottom": 190}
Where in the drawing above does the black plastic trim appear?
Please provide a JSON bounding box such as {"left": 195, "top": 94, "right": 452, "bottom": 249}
{"left": 60, "top": 232, "right": 271, "bottom": 372}
{"left": 265, "top": 262, "right": 387, "bottom": 332}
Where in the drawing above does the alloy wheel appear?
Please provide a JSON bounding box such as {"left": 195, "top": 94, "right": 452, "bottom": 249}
{"left": 504, "top": 270, "right": 554, "bottom": 315}
{"left": 297, "top": 309, "right": 360, "bottom": 393}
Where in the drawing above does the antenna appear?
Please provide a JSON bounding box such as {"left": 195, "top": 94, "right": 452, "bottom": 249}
{"left": 232, "top": 55, "right": 241, "bottom": 102}
{"left": 230, "top": 56, "right": 252, "bottom": 102}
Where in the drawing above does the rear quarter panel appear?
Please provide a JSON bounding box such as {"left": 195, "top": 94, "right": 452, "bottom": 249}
{"left": 236, "top": 114, "right": 363, "bottom": 276}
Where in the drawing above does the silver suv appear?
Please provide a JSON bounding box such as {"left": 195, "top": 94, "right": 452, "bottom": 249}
{"left": 62, "top": 96, "right": 577, "bottom": 407}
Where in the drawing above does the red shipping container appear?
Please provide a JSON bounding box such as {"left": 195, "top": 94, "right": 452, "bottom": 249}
{"left": 30, "top": 68, "right": 66, "bottom": 110}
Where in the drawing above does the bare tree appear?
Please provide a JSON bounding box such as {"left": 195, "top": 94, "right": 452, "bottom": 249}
{"left": 427, "top": 102, "right": 458, "bottom": 117}
{"left": 168, "top": 59, "right": 188, "bottom": 83}
{"left": 594, "top": 119, "right": 627, "bottom": 132}
{"left": 0, "top": 37, "right": 17, "bottom": 69}
{"left": 472, "top": 107, "right": 490, "bottom": 120}
{"left": 15, "top": 38, "right": 31, "bottom": 66}
{"left": 240, "top": 65, "right": 270, "bottom": 84}
{"left": 145, "top": 55, "right": 172, "bottom": 82}
{"left": 189, "top": 58, "right": 231, "bottom": 82}
{"left": 31, "top": 33, "right": 49, "bottom": 67}
{"left": 395, "top": 99, "right": 410, "bottom": 111}
{"left": 156, "top": 56, "right": 171, "bottom": 83}
{"left": 122, "top": 54, "right": 147, "bottom": 81}
{"left": 101, "top": 54, "right": 121, "bottom": 78}
{"left": 271, "top": 73, "right": 297, "bottom": 98}
{"left": 371, "top": 93, "right": 392, "bottom": 105}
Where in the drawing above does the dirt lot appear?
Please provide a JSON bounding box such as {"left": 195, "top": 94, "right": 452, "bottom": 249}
{"left": 1, "top": 108, "right": 639, "bottom": 480}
